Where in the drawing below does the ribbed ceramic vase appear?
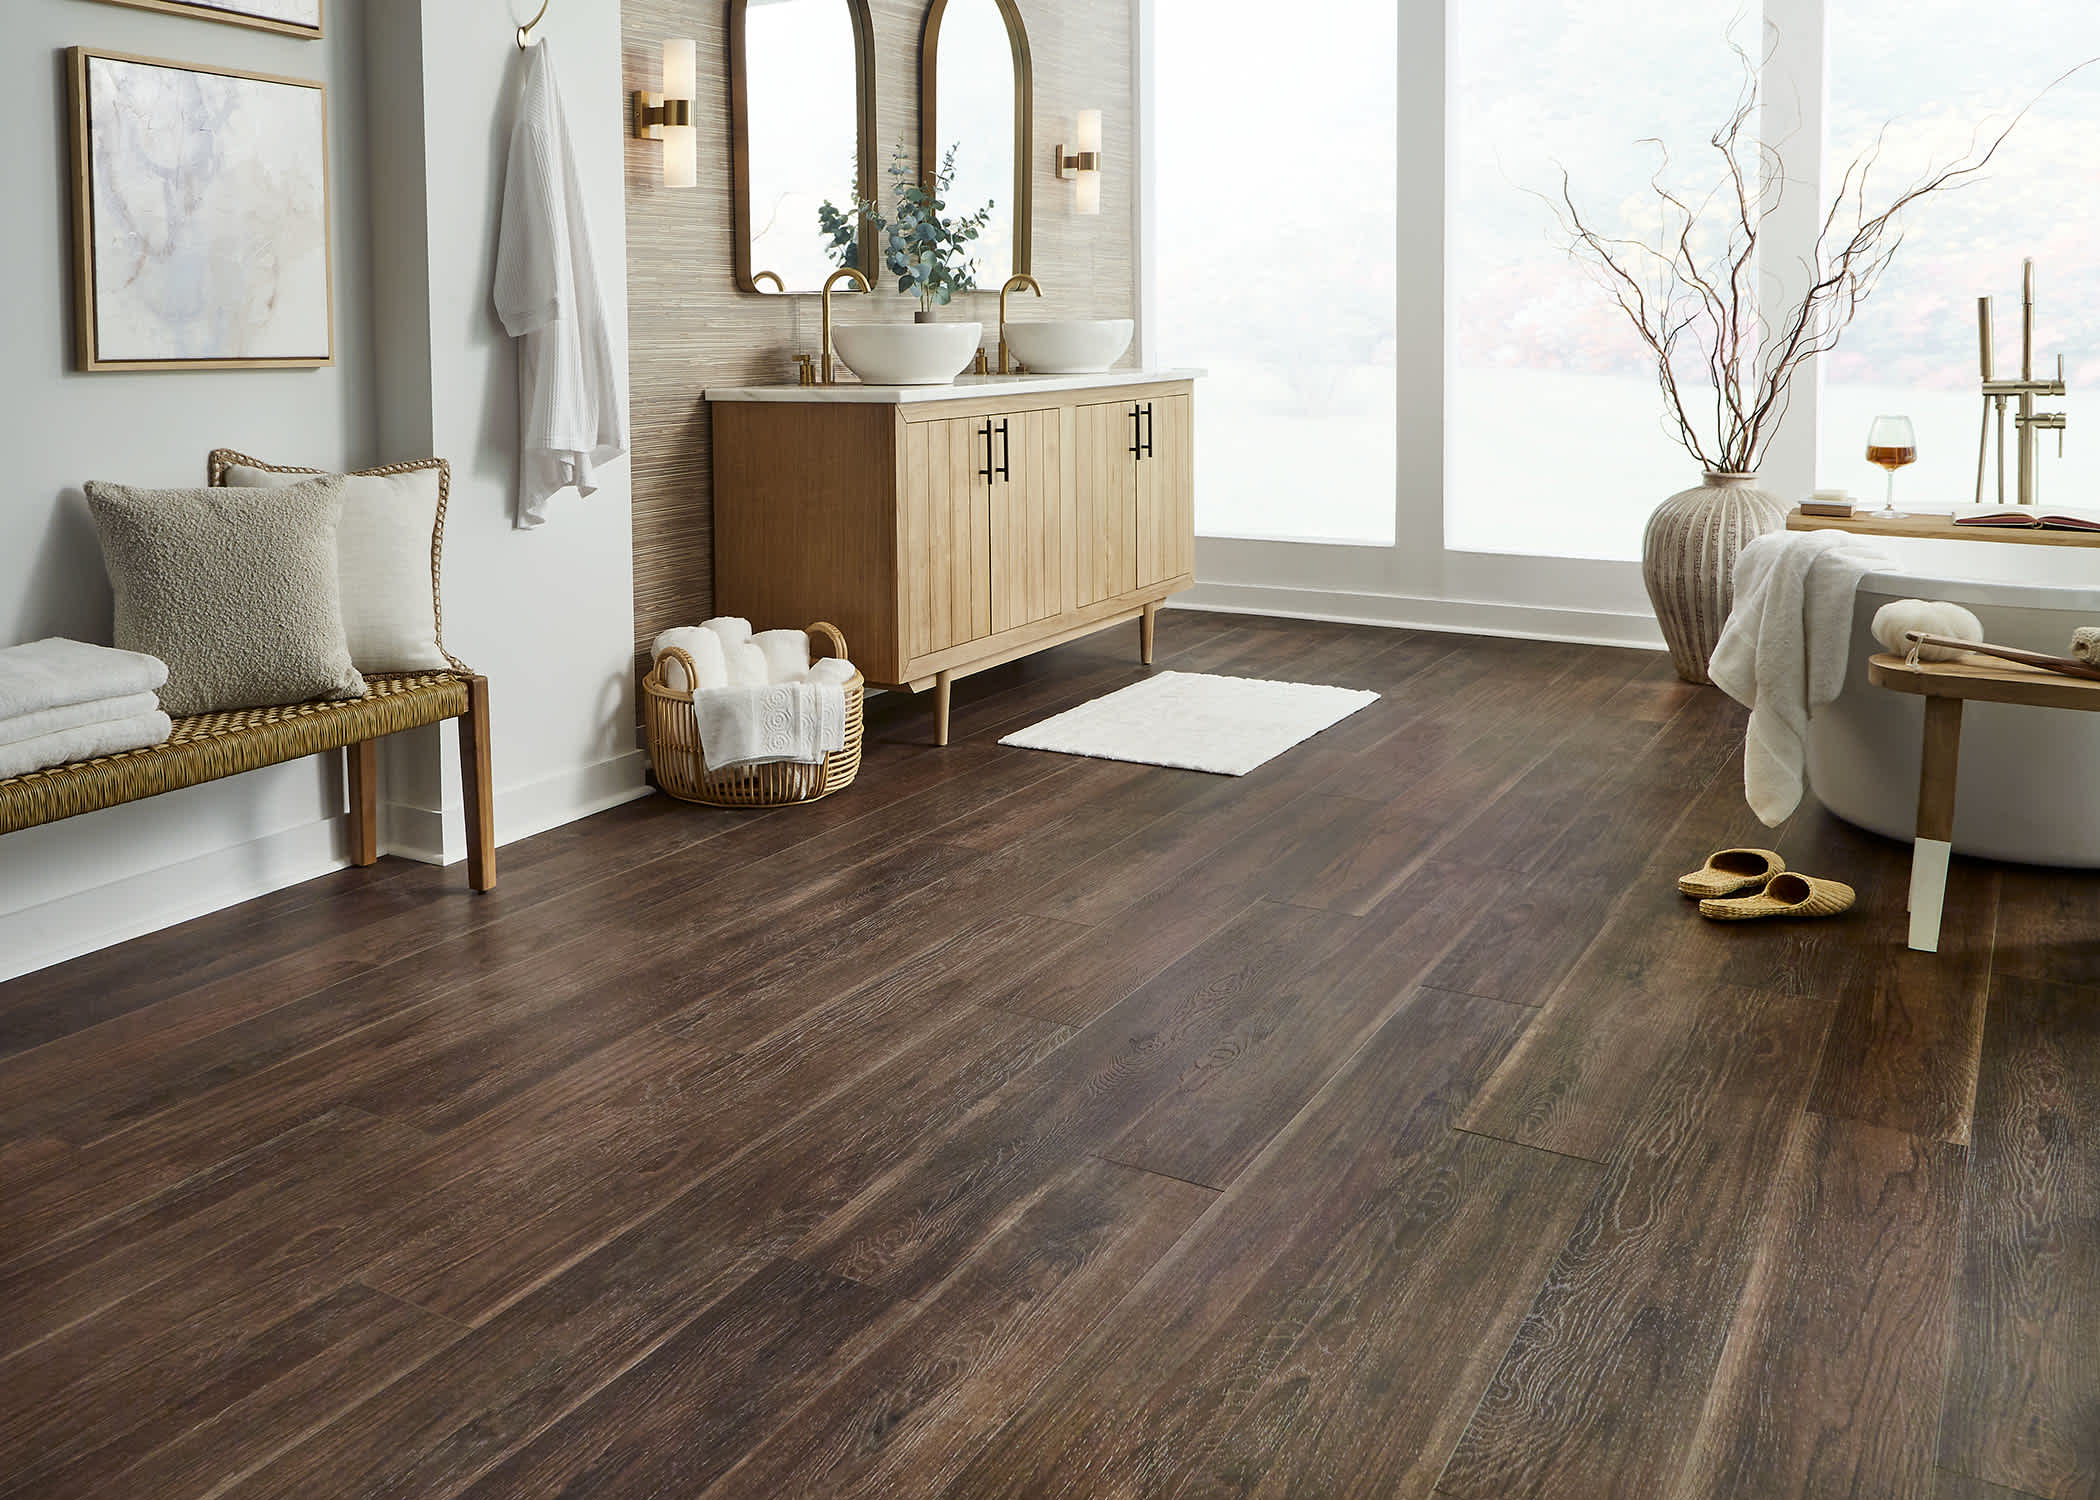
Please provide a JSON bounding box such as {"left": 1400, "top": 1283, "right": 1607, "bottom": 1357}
{"left": 1643, "top": 471, "right": 1788, "bottom": 685}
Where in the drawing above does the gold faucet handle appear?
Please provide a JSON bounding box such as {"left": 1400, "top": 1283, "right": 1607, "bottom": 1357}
{"left": 971, "top": 348, "right": 990, "bottom": 375}
{"left": 795, "top": 353, "right": 817, "bottom": 387}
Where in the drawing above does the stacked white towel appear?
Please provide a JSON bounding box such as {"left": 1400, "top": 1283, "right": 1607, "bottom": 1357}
{"left": 650, "top": 619, "right": 855, "bottom": 770}
{"left": 0, "top": 638, "right": 174, "bottom": 780}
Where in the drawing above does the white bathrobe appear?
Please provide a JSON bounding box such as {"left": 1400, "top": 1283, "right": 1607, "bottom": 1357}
{"left": 494, "top": 42, "right": 628, "bottom": 529}
{"left": 1709, "top": 530, "right": 1889, "bottom": 826}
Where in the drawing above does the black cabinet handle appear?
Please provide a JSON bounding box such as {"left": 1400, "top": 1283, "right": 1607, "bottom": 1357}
{"left": 1130, "top": 404, "right": 1143, "bottom": 459}
{"left": 978, "top": 420, "right": 995, "bottom": 484}
{"left": 996, "top": 419, "right": 1012, "bottom": 481}
{"left": 1142, "top": 403, "right": 1156, "bottom": 459}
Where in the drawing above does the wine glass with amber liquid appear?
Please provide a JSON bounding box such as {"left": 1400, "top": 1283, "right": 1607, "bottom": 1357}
{"left": 1866, "top": 415, "right": 1917, "bottom": 519}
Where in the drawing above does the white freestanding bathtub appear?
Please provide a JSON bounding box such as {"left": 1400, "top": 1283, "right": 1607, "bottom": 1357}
{"left": 1807, "top": 540, "right": 2100, "bottom": 867}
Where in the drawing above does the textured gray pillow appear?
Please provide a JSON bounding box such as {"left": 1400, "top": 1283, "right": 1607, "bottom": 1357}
{"left": 85, "top": 477, "right": 367, "bottom": 716}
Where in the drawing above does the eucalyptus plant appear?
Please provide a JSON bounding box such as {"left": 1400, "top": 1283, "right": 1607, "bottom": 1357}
{"left": 821, "top": 142, "right": 994, "bottom": 313}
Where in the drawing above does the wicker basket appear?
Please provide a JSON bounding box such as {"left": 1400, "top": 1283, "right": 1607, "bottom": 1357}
{"left": 642, "top": 621, "right": 864, "bottom": 807}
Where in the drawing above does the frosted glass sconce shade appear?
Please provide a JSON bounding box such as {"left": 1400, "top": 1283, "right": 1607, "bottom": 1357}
{"left": 1057, "top": 109, "right": 1103, "bottom": 216}
{"left": 633, "top": 38, "right": 698, "bottom": 188}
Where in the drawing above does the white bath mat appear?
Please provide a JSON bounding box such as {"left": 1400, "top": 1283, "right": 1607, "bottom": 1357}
{"left": 999, "top": 671, "right": 1379, "bottom": 776}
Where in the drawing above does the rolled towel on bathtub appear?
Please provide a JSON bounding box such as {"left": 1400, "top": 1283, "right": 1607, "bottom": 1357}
{"left": 651, "top": 626, "right": 728, "bottom": 693}
{"left": 721, "top": 641, "right": 770, "bottom": 687}
{"left": 700, "top": 616, "right": 752, "bottom": 650}
{"left": 2073, "top": 627, "right": 2100, "bottom": 663}
{"left": 1872, "top": 600, "right": 1984, "bottom": 661}
{"left": 751, "top": 628, "right": 812, "bottom": 683}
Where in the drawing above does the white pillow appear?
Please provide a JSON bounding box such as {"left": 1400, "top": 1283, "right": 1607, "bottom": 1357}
{"left": 212, "top": 451, "right": 454, "bottom": 673}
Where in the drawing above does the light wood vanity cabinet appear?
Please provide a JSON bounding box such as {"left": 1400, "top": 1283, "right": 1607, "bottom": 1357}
{"left": 711, "top": 374, "right": 1198, "bottom": 744}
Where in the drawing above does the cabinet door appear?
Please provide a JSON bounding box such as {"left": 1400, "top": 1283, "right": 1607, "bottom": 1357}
{"left": 1072, "top": 400, "right": 1139, "bottom": 608}
{"left": 989, "top": 408, "right": 1065, "bottom": 634}
{"left": 901, "top": 414, "right": 992, "bottom": 659}
{"left": 1137, "top": 394, "right": 1194, "bottom": 586}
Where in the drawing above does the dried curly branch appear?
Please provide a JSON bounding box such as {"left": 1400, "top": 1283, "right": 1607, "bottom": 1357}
{"left": 1550, "top": 31, "right": 2094, "bottom": 474}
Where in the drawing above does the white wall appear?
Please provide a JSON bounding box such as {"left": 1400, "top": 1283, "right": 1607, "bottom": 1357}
{"left": 0, "top": 0, "right": 379, "bottom": 976}
{"left": 364, "top": 0, "right": 645, "bottom": 866}
{"left": 0, "top": 0, "right": 644, "bottom": 980}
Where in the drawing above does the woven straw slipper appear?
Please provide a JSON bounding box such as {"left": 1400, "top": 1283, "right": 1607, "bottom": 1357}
{"left": 1698, "top": 872, "right": 1855, "bottom": 921}
{"left": 1677, "top": 848, "right": 1786, "bottom": 898}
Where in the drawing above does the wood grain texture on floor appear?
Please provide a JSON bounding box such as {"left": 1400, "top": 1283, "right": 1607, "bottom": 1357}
{"left": 0, "top": 612, "right": 2091, "bottom": 1500}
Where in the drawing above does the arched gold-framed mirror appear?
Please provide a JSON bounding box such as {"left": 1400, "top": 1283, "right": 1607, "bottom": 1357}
{"left": 919, "top": 0, "right": 1032, "bottom": 284}
{"left": 729, "top": 0, "right": 878, "bottom": 294}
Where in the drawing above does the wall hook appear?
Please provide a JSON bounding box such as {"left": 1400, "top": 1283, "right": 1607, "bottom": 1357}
{"left": 517, "top": 0, "right": 551, "bottom": 50}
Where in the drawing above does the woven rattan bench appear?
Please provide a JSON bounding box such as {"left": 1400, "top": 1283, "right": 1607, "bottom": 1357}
{"left": 0, "top": 669, "right": 495, "bottom": 891}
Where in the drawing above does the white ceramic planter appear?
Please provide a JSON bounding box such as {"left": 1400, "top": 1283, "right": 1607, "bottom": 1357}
{"left": 1001, "top": 319, "right": 1135, "bottom": 374}
{"left": 1642, "top": 471, "right": 1788, "bottom": 684}
{"left": 830, "top": 321, "right": 983, "bottom": 386}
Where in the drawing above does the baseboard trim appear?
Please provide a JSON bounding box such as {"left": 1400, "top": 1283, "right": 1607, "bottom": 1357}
{"left": 0, "top": 750, "right": 654, "bottom": 981}
{"left": 382, "top": 748, "right": 652, "bottom": 866}
{"left": 1171, "top": 582, "right": 1667, "bottom": 652}
{"left": 0, "top": 818, "right": 350, "bottom": 984}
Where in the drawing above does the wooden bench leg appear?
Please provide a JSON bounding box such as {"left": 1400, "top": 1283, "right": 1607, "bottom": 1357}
{"left": 1909, "top": 695, "right": 1962, "bottom": 953}
{"left": 932, "top": 670, "right": 952, "bottom": 748}
{"left": 459, "top": 675, "right": 496, "bottom": 892}
{"left": 347, "top": 739, "right": 379, "bottom": 867}
{"left": 1140, "top": 602, "right": 1157, "bottom": 666}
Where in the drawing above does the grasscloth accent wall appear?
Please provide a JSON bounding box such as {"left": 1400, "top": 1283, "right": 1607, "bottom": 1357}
{"left": 622, "top": 0, "right": 1138, "bottom": 656}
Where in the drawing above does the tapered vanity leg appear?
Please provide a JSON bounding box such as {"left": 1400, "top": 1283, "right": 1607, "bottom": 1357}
{"left": 347, "top": 738, "right": 379, "bottom": 867}
{"left": 933, "top": 670, "right": 952, "bottom": 748}
{"left": 1140, "top": 602, "right": 1157, "bottom": 666}
{"left": 1909, "top": 695, "right": 1962, "bottom": 952}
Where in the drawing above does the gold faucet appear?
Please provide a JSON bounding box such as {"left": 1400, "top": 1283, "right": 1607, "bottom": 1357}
{"left": 821, "top": 266, "right": 871, "bottom": 384}
{"left": 998, "top": 273, "right": 1042, "bottom": 374}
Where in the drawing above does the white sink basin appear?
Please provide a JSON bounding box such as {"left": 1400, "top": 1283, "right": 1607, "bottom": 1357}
{"left": 830, "top": 321, "right": 983, "bottom": 386}
{"left": 1001, "top": 318, "right": 1134, "bottom": 374}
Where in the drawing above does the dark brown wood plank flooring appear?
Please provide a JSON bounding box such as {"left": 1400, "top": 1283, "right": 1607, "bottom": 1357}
{"left": 1, "top": 611, "right": 2093, "bottom": 1499}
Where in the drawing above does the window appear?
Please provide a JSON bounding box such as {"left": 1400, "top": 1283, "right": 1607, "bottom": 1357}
{"left": 1448, "top": 0, "right": 1756, "bottom": 560}
{"left": 1821, "top": 1, "right": 2100, "bottom": 509}
{"left": 1151, "top": 0, "right": 1398, "bottom": 544}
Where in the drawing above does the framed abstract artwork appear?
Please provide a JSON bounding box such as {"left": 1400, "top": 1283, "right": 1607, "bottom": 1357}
{"left": 82, "top": 0, "right": 323, "bottom": 41}
{"left": 67, "top": 49, "right": 333, "bottom": 372}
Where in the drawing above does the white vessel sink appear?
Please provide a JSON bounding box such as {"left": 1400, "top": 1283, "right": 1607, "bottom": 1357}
{"left": 830, "top": 321, "right": 983, "bottom": 386}
{"left": 1002, "top": 318, "right": 1134, "bottom": 374}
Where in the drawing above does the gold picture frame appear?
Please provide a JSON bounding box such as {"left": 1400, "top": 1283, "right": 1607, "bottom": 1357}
{"left": 81, "top": 0, "right": 323, "bottom": 40}
{"left": 68, "top": 48, "right": 334, "bottom": 372}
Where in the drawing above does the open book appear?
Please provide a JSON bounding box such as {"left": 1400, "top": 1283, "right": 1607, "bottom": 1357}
{"left": 1954, "top": 506, "right": 2100, "bottom": 532}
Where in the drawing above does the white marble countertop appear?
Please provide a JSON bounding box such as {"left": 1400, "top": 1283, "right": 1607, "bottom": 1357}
{"left": 704, "top": 368, "right": 1205, "bottom": 404}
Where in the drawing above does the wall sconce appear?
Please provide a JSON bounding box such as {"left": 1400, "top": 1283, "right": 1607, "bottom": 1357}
{"left": 633, "top": 39, "right": 697, "bottom": 188}
{"left": 1055, "top": 109, "right": 1103, "bottom": 215}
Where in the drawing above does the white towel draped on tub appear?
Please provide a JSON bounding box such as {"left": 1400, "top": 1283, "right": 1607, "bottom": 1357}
{"left": 0, "top": 639, "right": 166, "bottom": 722}
{"left": 494, "top": 41, "right": 627, "bottom": 529}
{"left": 694, "top": 683, "right": 847, "bottom": 771}
{"left": 1709, "top": 530, "right": 1889, "bottom": 825}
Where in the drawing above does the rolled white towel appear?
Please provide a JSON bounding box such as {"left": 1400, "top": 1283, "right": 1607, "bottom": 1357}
{"left": 803, "top": 656, "right": 858, "bottom": 687}
{"left": 0, "top": 638, "right": 167, "bottom": 721}
{"left": 1871, "top": 599, "right": 1984, "bottom": 661}
{"left": 0, "top": 690, "right": 162, "bottom": 749}
{"left": 701, "top": 616, "right": 753, "bottom": 649}
{"left": 0, "top": 709, "right": 172, "bottom": 781}
{"left": 751, "top": 628, "right": 812, "bottom": 683}
{"left": 722, "top": 641, "right": 769, "bottom": 687}
{"left": 652, "top": 626, "right": 727, "bottom": 693}
{"left": 2073, "top": 626, "right": 2100, "bottom": 664}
